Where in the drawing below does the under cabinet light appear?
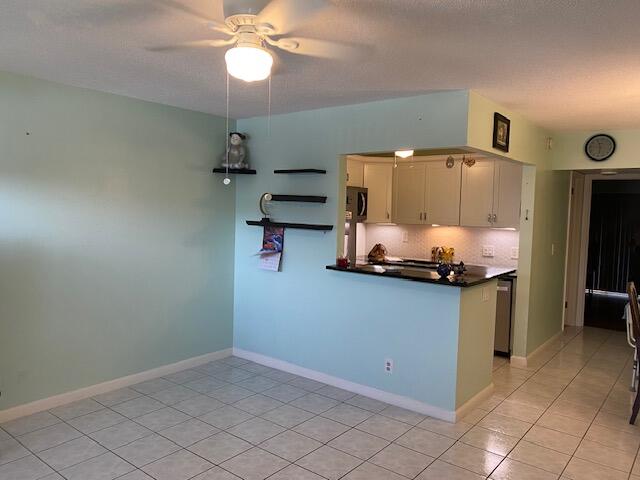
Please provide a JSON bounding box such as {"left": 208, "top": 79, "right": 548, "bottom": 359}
{"left": 394, "top": 150, "right": 414, "bottom": 158}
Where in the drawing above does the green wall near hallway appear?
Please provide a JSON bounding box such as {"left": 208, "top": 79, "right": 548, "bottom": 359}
{"left": 456, "top": 281, "right": 497, "bottom": 407}
{"left": 0, "top": 71, "right": 235, "bottom": 409}
{"left": 467, "top": 92, "right": 570, "bottom": 357}
{"left": 552, "top": 128, "right": 640, "bottom": 170}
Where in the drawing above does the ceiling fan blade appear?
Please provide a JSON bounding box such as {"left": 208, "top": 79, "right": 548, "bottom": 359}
{"left": 155, "top": 0, "right": 231, "bottom": 33}
{"left": 274, "top": 37, "right": 361, "bottom": 60}
{"left": 146, "top": 39, "right": 235, "bottom": 52}
{"left": 257, "top": 0, "right": 329, "bottom": 35}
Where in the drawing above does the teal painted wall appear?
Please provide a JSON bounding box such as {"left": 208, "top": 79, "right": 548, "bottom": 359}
{"left": 234, "top": 92, "right": 471, "bottom": 410}
{"left": 0, "top": 71, "right": 235, "bottom": 409}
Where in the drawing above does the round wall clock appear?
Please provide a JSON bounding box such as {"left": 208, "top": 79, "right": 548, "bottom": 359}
{"left": 585, "top": 134, "right": 616, "bottom": 162}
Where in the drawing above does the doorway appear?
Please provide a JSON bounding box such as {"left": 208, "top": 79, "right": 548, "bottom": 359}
{"left": 564, "top": 172, "right": 640, "bottom": 329}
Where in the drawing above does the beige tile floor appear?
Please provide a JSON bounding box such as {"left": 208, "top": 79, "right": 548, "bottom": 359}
{"left": 1, "top": 326, "right": 640, "bottom": 479}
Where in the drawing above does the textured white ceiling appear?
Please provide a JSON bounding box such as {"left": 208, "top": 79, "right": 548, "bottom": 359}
{"left": 2, "top": 0, "right": 640, "bottom": 130}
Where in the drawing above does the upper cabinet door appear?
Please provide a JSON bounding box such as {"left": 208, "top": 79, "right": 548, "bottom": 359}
{"left": 493, "top": 160, "right": 522, "bottom": 228}
{"left": 426, "top": 160, "right": 461, "bottom": 226}
{"left": 364, "top": 163, "right": 393, "bottom": 223}
{"left": 346, "top": 159, "right": 364, "bottom": 187}
{"left": 460, "top": 159, "right": 495, "bottom": 227}
{"left": 392, "top": 162, "right": 426, "bottom": 225}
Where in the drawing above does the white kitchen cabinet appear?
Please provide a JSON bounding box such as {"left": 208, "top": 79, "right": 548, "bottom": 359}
{"left": 392, "top": 163, "right": 426, "bottom": 224}
{"left": 392, "top": 160, "right": 462, "bottom": 226}
{"left": 460, "top": 159, "right": 522, "bottom": 228}
{"left": 346, "top": 159, "right": 364, "bottom": 187}
{"left": 364, "top": 163, "right": 393, "bottom": 223}
{"left": 426, "top": 160, "right": 461, "bottom": 225}
{"left": 460, "top": 159, "right": 496, "bottom": 227}
{"left": 492, "top": 160, "right": 522, "bottom": 228}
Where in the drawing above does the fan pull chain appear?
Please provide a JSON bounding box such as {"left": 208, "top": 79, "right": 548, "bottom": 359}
{"left": 224, "top": 72, "right": 231, "bottom": 185}
{"left": 267, "top": 75, "right": 272, "bottom": 137}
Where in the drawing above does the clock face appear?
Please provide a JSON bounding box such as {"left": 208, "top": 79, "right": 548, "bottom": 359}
{"left": 585, "top": 134, "right": 616, "bottom": 162}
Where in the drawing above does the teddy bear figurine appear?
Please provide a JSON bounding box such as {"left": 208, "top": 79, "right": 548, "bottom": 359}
{"left": 221, "top": 132, "right": 249, "bottom": 169}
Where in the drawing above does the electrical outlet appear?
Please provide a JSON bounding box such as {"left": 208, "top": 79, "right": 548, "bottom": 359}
{"left": 385, "top": 358, "right": 393, "bottom": 374}
{"left": 402, "top": 231, "right": 409, "bottom": 243}
{"left": 482, "top": 245, "right": 495, "bottom": 258}
{"left": 511, "top": 247, "right": 519, "bottom": 260}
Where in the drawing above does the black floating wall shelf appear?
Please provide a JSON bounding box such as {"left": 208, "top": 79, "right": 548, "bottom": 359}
{"left": 212, "top": 168, "right": 256, "bottom": 174}
{"left": 274, "top": 169, "right": 326, "bottom": 174}
{"left": 246, "top": 218, "right": 333, "bottom": 231}
{"left": 271, "top": 195, "right": 327, "bottom": 203}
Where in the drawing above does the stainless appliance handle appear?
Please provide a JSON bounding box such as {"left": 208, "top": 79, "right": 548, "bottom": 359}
{"left": 358, "top": 192, "right": 366, "bottom": 216}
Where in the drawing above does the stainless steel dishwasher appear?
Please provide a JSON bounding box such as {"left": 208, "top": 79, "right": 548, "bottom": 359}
{"left": 494, "top": 278, "right": 514, "bottom": 356}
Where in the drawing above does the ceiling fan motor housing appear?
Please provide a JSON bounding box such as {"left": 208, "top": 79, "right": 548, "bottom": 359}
{"left": 223, "top": 0, "right": 271, "bottom": 18}
{"left": 235, "top": 30, "right": 265, "bottom": 48}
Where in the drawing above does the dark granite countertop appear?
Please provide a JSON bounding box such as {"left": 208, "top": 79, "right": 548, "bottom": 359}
{"left": 326, "top": 262, "right": 516, "bottom": 287}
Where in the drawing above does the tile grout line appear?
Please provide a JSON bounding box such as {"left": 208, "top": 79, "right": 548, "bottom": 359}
{"left": 493, "top": 328, "right": 634, "bottom": 479}
{"left": 422, "top": 327, "right": 622, "bottom": 479}
{"left": 3, "top": 334, "right": 637, "bottom": 480}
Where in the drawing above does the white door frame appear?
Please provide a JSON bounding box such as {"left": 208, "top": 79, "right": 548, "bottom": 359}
{"left": 564, "top": 172, "right": 640, "bottom": 327}
{"left": 562, "top": 171, "right": 584, "bottom": 327}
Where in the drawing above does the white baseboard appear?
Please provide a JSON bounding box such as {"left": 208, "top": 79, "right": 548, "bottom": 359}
{"left": 454, "top": 383, "right": 494, "bottom": 422}
{"left": 510, "top": 330, "right": 563, "bottom": 369}
{"left": 234, "top": 348, "right": 489, "bottom": 423}
{"left": 0, "top": 348, "right": 232, "bottom": 423}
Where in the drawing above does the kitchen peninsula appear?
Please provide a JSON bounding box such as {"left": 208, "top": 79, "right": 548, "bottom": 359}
{"left": 327, "top": 261, "right": 514, "bottom": 287}
{"left": 326, "top": 258, "right": 510, "bottom": 421}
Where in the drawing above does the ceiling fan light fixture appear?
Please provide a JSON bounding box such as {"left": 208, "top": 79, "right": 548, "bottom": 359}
{"left": 225, "top": 45, "right": 273, "bottom": 82}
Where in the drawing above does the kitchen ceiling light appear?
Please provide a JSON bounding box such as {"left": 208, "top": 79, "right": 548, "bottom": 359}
{"left": 395, "top": 150, "right": 414, "bottom": 158}
{"left": 601, "top": 170, "right": 618, "bottom": 175}
{"left": 225, "top": 45, "right": 273, "bottom": 82}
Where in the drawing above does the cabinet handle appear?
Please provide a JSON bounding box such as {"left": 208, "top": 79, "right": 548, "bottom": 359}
{"left": 386, "top": 212, "right": 390, "bottom": 219}
{"left": 419, "top": 212, "right": 422, "bottom": 221}
{"left": 423, "top": 212, "right": 427, "bottom": 221}
{"left": 487, "top": 213, "right": 493, "bottom": 223}
{"left": 492, "top": 213, "right": 497, "bottom": 222}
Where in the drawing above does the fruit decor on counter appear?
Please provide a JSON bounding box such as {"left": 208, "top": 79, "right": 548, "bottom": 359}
{"left": 431, "top": 246, "right": 455, "bottom": 263}
{"left": 368, "top": 244, "right": 388, "bottom": 263}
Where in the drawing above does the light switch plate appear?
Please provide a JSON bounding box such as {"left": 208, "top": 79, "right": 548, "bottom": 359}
{"left": 482, "top": 245, "right": 495, "bottom": 258}
{"left": 402, "top": 231, "right": 409, "bottom": 243}
{"left": 511, "top": 247, "right": 519, "bottom": 259}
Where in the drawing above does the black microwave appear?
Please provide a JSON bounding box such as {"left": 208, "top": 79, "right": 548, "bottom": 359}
{"left": 346, "top": 186, "right": 367, "bottom": 222}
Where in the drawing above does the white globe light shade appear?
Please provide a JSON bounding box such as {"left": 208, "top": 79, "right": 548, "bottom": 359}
{"left": 225, "top": 46, "right": 273, "bottom": 82}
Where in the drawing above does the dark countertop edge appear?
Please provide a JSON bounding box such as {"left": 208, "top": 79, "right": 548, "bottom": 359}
{"left": 326, "top": 265, "right": 515, "bottom": 287}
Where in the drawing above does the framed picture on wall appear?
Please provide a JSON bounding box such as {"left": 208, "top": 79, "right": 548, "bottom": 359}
{"left": 492, "top": 112, "right": 510, "bottom": 152}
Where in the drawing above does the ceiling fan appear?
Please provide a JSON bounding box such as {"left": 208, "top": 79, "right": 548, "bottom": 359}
{"left": 150, "top": 0, "right": 353, "bottom": 82}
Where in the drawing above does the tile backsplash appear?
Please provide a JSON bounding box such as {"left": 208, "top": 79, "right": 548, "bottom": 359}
{"left": 363, "top": 224, "right": 520, "bottom": 268}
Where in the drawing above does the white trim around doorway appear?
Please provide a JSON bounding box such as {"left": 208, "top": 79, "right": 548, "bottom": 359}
{"left": 563, "top": 172, "right": 640, "bottom": 327}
